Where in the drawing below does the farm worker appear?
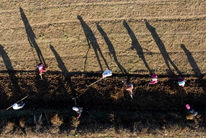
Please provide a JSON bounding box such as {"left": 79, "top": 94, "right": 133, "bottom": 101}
{"left": 37, "top": 63, "right": 49, "bottom": 80}
{"left": 186, "top": 104, "right": 198, "bottom": 116}
{"left": 126, "top": 84, "right": 133, "bottom": 99}
{"left": 122, "top": 80, "right": 134, "bottom": 99}
{"left": 149, "top": 73, "right": 158, "bottom": 84}
{"left": 12, "top": 101, "right": 25, "bottom": 110}
{"left": 37, "top": 63, "right": 48, "bottom": 75}
{"left": 178, "top": 77, "right": 185, "bottom": 87}
{"left": 72, "top": 106, "right": 83, "bottom": 119}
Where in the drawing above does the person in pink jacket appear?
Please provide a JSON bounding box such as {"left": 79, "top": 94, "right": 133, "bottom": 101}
{"left": 149, "top": 73, "right": 158, "bottom": 85}
{"left": 186, "top": 104, "right": 198, "bottom": 116}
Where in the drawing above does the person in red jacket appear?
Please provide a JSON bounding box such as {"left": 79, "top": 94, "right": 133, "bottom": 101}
{"left": 126, "top": 84, "right": 133, "bottom": 99}
{"left": 37, "top": 63, "right": 49, "bottom": 80}
{"left": 122, "top": 80, "right": 133, "bottom": 99}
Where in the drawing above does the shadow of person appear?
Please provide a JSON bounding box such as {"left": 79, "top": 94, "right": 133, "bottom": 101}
{"left": 180, "top": 44, "right": 206, "bottom": 93}
{"left": 180, "top": 44, "right": 202, "bottom": 77}
{"left": 96, "top": 23, "right": 128, "bottom": 74}
{"left": 77, "top": 15, "right": 110, "bottom": 72}
{"left": 50, "top": 45, "right": 77, "bottom": 97}
{"left": 145, "top": 20, "right": 182, "bottom": 75}
{"left": 123, "top": 20, "right": 152, "bottom": 75}
{"left": 50, "top": 45, "right": 69, "bottom": 76}
{"left": 20, "top": 7, "right": 46, "bottom": 65}
{"left": 0, "top": 44, "right": 20, "bottom": 95}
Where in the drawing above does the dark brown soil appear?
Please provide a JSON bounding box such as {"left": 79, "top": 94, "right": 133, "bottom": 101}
{"left": 1, "top": 71, "right": 206, "bottom": 111}
{"left": 0, "top": 71, "right": 206, "bottom": 136}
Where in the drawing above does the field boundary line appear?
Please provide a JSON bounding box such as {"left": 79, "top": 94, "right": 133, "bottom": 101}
{"left": 0, "top": 70, "right": 205, "bottom": 78}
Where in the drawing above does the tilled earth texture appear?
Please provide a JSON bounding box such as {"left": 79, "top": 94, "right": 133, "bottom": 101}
{"left": 0, "top": 0, "right": 206, "bottom": 137}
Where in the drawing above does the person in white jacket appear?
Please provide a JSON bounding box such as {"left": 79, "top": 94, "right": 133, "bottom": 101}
{"left": 6, "top": 95, "right": 28, "bottom": 110}
{"left": 12, "top": 101, "right": 25, "bottom": 110}
{"left": 72, "top": 106, "right": 83, "bottom": 119}
{"left": 177, "top": 77, "right": 186, "bottom": 87}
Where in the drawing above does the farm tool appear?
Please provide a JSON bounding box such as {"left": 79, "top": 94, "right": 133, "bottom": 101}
{"left": 6, "top": 95, "right": 29, "bottom": 110}
{"left": 87, "top": 70, "right": 112, "bottom": 88}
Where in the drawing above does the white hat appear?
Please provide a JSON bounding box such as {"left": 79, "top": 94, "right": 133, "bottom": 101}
{"left": 72, "top": 107, "right": 79, "bottom": 112}
{"left": 152, "top": 78, "right": 157, "bottom": 81}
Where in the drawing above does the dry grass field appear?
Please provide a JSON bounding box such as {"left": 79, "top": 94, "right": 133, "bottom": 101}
{"left": 1, "top": 0, "right": 206, "bottom": 74}
{"left": 0, "top": 0, "right": 206, "bottom": 137}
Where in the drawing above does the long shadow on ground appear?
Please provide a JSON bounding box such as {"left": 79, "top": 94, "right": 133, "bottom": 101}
{"left": 145, "top": 20, "right": 182, "bottom": 75}
{"left": 123, "top": 20, "right": 152, "bottom": 75}
{"left": 96, "top": 23, "right": 128, "bottom": 74}
{"left": 181, "top": 44, "right": 202, "bottom": 77}
{"left": 78, "top": 15, "right": 110, "bottom": 72}
{"left": 0, "top": 44, "right": 20, "bottom": 98}
{"left": 50, "top": 45, "right": 77, "bottom": 98}
{"left": 180, "top": 44, "right": 206, "bottom": 97}
{"left": 20, "top": 7, "right": 46, "bottom": 65}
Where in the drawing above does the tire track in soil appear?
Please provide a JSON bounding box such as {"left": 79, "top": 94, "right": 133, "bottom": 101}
{"left": 0, "top": 0, "right": 181, "bottom": 12}
{"left": 2, "top": 18, "right": 206, "bottom": 44}
{"left": 2, "top": 14, "right": 206, "bottom": 30}
{"left": 2, "top": 30, "right": 206, "bottom": 45}
{"left": 0, "top": 0, "right": 180, "bottom": 12}
{"left": 0, "top": 0, "right": 205, "bottom": 28}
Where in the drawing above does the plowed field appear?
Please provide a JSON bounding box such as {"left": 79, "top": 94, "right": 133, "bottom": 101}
{"left": 0, "top": 0, "right": 206, "bottom": 137}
